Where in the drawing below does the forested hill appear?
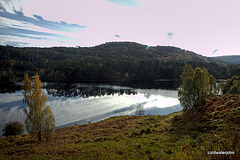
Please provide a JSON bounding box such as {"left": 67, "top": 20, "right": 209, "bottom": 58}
{"left": 0, "top": 42, "right": 232, "bottom": 82}
{"left": 211, "top": 55, "right": 240, "bottom": 65}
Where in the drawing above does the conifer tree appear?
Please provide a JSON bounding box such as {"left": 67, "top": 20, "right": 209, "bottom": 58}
{"left": 23, "top": 73, "right": 55, "bottom": 141}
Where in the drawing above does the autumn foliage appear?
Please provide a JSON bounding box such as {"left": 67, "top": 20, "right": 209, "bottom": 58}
{"left": 23, "top": 73, "right": 55, "bottom": 141}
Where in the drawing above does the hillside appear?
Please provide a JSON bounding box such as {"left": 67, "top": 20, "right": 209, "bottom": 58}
{"left": 211, "top": 55, "right": 240, "bottom": 65}
{"left": 0, "top": 94, "right": 239, "bottom": 159}
{"left": 0, "top": 42, "right": 229, "bottom": 82}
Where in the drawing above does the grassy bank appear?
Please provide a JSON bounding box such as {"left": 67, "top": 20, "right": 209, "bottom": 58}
{"left": 0, "top": 94, "right": 240, "bottom": 159}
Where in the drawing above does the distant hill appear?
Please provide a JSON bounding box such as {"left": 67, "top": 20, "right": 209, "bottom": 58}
{"left": 0, "top": 42, "right": 230, "bottom": 82}
{"left": 211, "top": 55, "right": 240, "bottom": 64}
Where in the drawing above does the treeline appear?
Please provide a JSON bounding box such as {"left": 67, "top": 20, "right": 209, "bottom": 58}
{"left": 0, "top": 42, "right": 236, "bottom": 82}
{"left": 178, "top": 65, "right": 240, "bottom": 111}
{"left": 222, "top": 75, "right": 240, "bottom": 94}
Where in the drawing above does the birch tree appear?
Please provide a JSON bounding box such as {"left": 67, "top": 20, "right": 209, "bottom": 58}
{"left": 178, "top": 66, "right": 216, "bottom": 110}
{"left": 23, "top": 73, "right": 55, "bottom": 141}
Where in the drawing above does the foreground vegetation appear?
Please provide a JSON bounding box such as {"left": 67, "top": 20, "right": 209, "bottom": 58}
{"left": 0, "top": 94, "right": 239, "bottom": 159}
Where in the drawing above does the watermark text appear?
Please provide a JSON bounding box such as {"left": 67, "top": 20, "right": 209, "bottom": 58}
{"left": 208, "top": 151, "right": 235, "bottom": 155}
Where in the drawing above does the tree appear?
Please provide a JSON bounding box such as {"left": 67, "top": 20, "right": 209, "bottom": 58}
{"left": 135, "top": 105, "right": 146, "bottom": 116}
{"left": 2, "top": 121, "right": 24, "bottom": 137}
{"left": 178, "top": 76, "right": 195, "bottom": 110}
{"left": 222, "top": 76, "right": 240, "bottom": 94}
{"left": 23, "top": 73, "right": 55, "bottom": 141}
{"left": 209, "top": 74, "right": 217, "bottom": 94}
{"left": 229, "top": 80, "right": 240, "bottom": 94}
{"left": 178, "top": 66, "right": 216, "bottom": 110}
{"left": 43, "top": 106, "right": 55, "bottom": 141}
{"left": 180, "top": 64, "right": 194, "bottom": 84}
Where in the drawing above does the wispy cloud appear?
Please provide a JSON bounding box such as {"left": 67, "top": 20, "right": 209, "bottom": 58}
{"left": 0, "top": 0, "right": 22, "bottom": 13}
{"left": 0, "top": 11, "right": 87, "bottom": 32}
{"left": 114, "top": 34, "right": 120, "bottom": 38}
{"left": 213, "top": 49, "right": 218, "bottom": 54}
{"left": 107, "top": 0, "right": 141, "bottom": 7}
{"left": 0, "top": 0, "right": 87, "bottom": 47}
{"left": 167, "top": 32, "right": 174, "bottom": 39}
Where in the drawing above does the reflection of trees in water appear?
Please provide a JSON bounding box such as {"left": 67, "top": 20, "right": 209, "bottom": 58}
{"left": 0, "top": 83, "right": 22, "bottom": 93}
{"left": 108, "top": 80, "right": 181, "bottom": 90}
{"left": 0, "top": 81, "right": 180, "bottom": 94}
{"left": 46, "top": 87, "right": 137, "bottom": 98}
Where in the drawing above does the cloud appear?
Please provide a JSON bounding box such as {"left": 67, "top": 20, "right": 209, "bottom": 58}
{"left": 115, "top": 34, "right": 120, "bottom": 38}
{"left": 213, "top": 49, "right": 218, "bottom": 54}
{"left": 0, "top": 26, "right": 60, "bottom": 37}
{"left": 33, "top": 14, "right": 44, "bottom": 21}
{"left": 0, "top": 11, "right": 87, "bottom": 32}
{"left": 0, "top": 4, "right": 87, "bottom": 47}
{"left": 107, "top": 0, "right": 141, "bottom": 7}
{"left": 3, "top": 40, "right": 29, "bottom": 47}
{"left": 0, "top": 0, "right": 22, "bottom": 13}
{"left": 167, "top": 32, "right": 174, "bottom": 39}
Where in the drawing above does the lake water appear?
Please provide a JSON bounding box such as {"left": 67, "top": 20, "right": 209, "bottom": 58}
{"left": 0, "top": 81, "right": 182, "bottom": 136}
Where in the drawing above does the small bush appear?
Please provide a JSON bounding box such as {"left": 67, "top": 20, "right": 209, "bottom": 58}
{"left": 2, "top": 121, "right": 24, "bottom": 136}
{"left": 172, "top": 115, "right": 180, "bottom": 122}
{"left": 135, "top": 105, "right": 146, "bottom": 116}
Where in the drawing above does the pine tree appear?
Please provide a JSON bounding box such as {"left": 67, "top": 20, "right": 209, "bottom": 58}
{"left": 23, "top": 73, "right": 55, "bottom": 141}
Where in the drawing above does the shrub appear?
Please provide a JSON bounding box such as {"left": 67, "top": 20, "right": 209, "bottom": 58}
{"left": 2, "top": 121, "right": 24, "bottom": 136}
{"left": 135, "top": 105, "right": 145, "bottom": 116}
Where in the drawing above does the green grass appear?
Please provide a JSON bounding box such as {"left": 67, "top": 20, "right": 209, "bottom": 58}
{"left": 0, "top": 94, "right": 240, "bottom": 159}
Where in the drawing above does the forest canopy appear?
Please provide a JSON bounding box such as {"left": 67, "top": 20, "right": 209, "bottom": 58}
{"left": 0, "top": 42, "right": 237, "bottom": 82}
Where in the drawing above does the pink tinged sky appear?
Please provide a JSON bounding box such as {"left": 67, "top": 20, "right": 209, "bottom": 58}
{"left": 0, "top": 0, "right": 240, "bottom": 57}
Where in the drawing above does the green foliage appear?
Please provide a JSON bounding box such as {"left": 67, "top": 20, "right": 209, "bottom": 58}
{"left": 2, "top": 121, "right": 24, "bottom": 137}
{"left": 0, "top": 43, "right": 229, "bottom": 82}
{"left": 178, "top": 65, "right": 216, "bottom": 110}
{"left": 229, "top": 84, "right": 240, "bottom": 94}
{"left": 23, "top": 73, "right": 55, "bottom": 141}
{"left": 0, "top": 69, "right": 17, "bottom": 82}
{"left": 209, "top": 74, "right": 217, "bottom": 94}
{"left": 222, "top": 75, "right": 240, "bottom": 94}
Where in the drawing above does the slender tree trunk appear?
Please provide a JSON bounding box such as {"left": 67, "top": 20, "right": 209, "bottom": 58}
{"left": 38, "top": 127, "right": 42, "bottom": 141}
{"left": 38, "top": 131, "right": 41, "bottom": 141}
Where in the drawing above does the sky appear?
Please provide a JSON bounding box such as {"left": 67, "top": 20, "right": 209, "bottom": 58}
{"left": 0, "top": 0, "right": 240, "bottom": 57}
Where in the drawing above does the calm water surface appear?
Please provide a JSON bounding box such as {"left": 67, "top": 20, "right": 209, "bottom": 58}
{"left": 0, "top": 81, "right": 182, "bottom": 135}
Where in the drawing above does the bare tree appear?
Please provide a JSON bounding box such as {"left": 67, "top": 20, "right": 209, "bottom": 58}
{"left": 135, "top": 105, "right": 146, "bottom": 116}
